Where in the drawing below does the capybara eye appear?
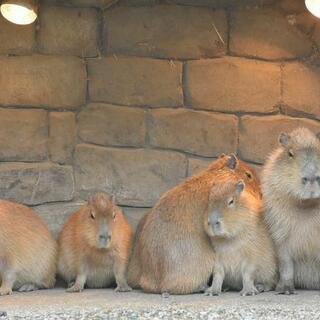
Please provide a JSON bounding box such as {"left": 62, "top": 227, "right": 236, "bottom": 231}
{"left": 245, "top": 171, "right": 253, "bottom": 180}
{"left": 288, "top": 150, "right": 294, "bottom": 158}
{"left": 228, "top": 198, "right": 234, "bottom": 206}
{"left": 112, "top": 211, "right": 116, "bottom": 220}
{"left": 90, "top": 212, "right": 95, "bottom": 220}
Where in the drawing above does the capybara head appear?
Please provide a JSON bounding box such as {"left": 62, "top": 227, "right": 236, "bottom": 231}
{"left": 268, "top": 128, "right": 320, "bottom": 200}
{"left": 204, "top": 178, "right": 246, "bottom": 239}
{"left": 86, "top": 192, "right": 117, "bottom": 249}
{"left": 221, "top": 153, "right": 261, "bottom": 199}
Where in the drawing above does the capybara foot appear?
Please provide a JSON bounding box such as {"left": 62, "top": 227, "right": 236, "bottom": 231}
{"left": 276, "top": 281, "right": 296, "bottom": 295}
{"left": 0, "top": 286, "right": 12, "bottom": 296}
{"left": 195, "top": 283, "right": 209, "bottom": 293}
{"left": 240, "top": 286, "right": 259, "bottom": 296}
{"left": 256, "top": 283, "right": 273, "bottom": 293}
{"left": 18, "top": 284, "right": 39, "bottom": 292}
{"left": 67, "top": 281, "right": 75, "bottom": 288}
{"left": 115, "top": 284, "right": 132, "bottom": 292}
{"left": 66, "top": 284, "right": 84, "bottom": 293}
{"left": 204, "top": 287, "right": 221, "bottom": 296}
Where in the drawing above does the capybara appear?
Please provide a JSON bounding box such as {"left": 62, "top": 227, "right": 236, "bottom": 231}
{"left": 204, "top": 177, "right": 277, "bottom": 296}
{"left": 128, "top": 154, "right": 261, "bottom": 294}
{"left": 262, "top": 127, "right": 320, "bottom": 293}
{"left": 58, "top": 192, "right": 132, "bottom": 292}
{"left": 0, "top": 200, "right": 57, "bottom": 295}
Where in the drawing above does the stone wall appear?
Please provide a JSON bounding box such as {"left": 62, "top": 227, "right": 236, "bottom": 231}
{"left": 0, "top": 0, "right": 319, "bottom": 235}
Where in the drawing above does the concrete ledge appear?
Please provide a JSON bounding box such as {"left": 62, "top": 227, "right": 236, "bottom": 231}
{"left": 0, "top": 289, "right": 320, "bottom": 319}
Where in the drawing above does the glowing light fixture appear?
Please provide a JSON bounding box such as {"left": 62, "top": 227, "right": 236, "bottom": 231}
{"left": 0, "top": 0, "right": 37, "bottom": 25}
{"left": 305, "top": 0, "right": 320, "bottom": 19}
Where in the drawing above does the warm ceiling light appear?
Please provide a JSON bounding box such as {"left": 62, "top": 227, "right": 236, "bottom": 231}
{"left": 305, "top": 0, "right": 320, "bottom": 18}
{"left": 0, "top": 0, "right": 37, "bottom": 25}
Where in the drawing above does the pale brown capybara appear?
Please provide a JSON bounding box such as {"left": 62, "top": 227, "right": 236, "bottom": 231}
{"left": 262, "top": 127, "right": 320, "bottom": 293}
{"left": 128, "top": 154, "right": 261, "bottom": 294}
{"left": 204, "top": 176, "right": 277, "bottom": 296}
{"left": 58, "top": 192, "right": 132, "bottom": 292}
{"left": 0, "top": 200, "right": 57, "bottom": 295}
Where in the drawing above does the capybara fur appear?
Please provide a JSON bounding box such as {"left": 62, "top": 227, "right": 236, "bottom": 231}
{"left": 204, "top": 177, "right": 277, "bottom": 296}
{"left": 128, "top": 154, "right": 261, "bottom": 294}
{"left": 262, "top": 127, "right": 320, "bottom": 293}
{"left": 0, "top": 200, "right": 57, "bottom": 295}
{"left": 58, "top": 192, "right": 132, "bottom": 292}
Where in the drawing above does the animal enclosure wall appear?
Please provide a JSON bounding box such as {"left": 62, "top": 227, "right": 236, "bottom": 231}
{"left": 0, "top": 0, "right": 319, "bottom": 235}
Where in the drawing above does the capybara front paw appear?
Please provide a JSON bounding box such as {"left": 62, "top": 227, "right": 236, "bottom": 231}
{"left": 204, "top": 287, "right": 221, "bottom": 296}
{"left": 66, "top": 284, "right": 84, "bottom": 293}
{"left": 276, "top": 282, "right": 296, "bottom": 295}
{"left": 0, "top": 287, "right": 12, "bottom": 296}
{"left": 240, "top": 286, "right": 259, "bottom": 296}
{"left": 115, "top": 284, "right": 132, "bottom": 292}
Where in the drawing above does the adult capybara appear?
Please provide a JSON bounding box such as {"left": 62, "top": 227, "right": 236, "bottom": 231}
{"left": 58, "top": 192, "right": 132, "bottom": 292}
{"left": 128, "top": 154, "right": 261, "bottom": 294}
{"left": 0, "top": 200, "right": 57, "bottom": 295}
{"left": 262, "top": 127, "right": 320, "bottom": 294}
{"left": 204, "top": 177, "right": 277, "bottom": 296}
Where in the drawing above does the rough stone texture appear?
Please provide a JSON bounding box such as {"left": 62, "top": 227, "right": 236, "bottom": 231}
{"left": 74, "top": 144, "right": 186, "bottom": 206}
{"left": 230, "top": 9, "right": 313, "bottom": 60}
{"left": 239, "top": 115, "right": 320, "bottom": 163}
{"left": 165, "top": 0, "right": 275, "bottom": 7}
{"left": 118, "top": 0, "right": 157, "bottom": 5}
{"left": 0, "top": 163, "right": 74, "bottom": 205}
{"left": 0, "top": 109, "right": 47, "bottom": 162}
{"left": 122, "top": 207, "right": 149, "bottom": 231}
{"left": 34, "top": 201, "right": 85, "bottom": 236}
{"left": 150, "top": 108, "right": 238, "bottom": 157}
{"left": 188, "top": 157, "right": 213, "bottom": 176}
{"left": 49, "top": 112, "right": 76, "bottom": 164}
{"left": 42, "top": 0, "right": 118, "bottom": 7}
{"left": 78, "top": 103, "right": 146, "bottom": 147}
{"left": 0, "top": 55, "right": 86, "bottom": 109}
{"left": 38, "top": 6, "right": 98, "bottom": 57}
{"left": 186, "top": 57, "right": 280, "bottom": 112}
{"left": 0, "top": 15, "right": 35, "bottom": 55}
{"left": 88, "top": 57, "right": 183, "bottom": 107}
{"left": 283, "top": 62, "right": 320, "bottom": 118}
{"left": 104, "top": 6, "right": 227, "bottom": 59}
{"left": 279, "top": 0, "right": 306, "bottom": 13}
{"left": 313, "top": 24, "right": 320, "bottom": 48}
{"left": 290, "top": 12, "right": 317, "bottom": 35}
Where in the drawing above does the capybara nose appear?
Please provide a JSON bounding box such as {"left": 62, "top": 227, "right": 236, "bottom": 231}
{"left": 99, "top": 235, "right": 108, "bottom": 241}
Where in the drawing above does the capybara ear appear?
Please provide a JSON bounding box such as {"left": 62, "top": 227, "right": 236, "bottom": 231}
{"left": 88, "top": 195, "right": 94, "bottom": 206}
{"left": 235, "top": 180, "right": 244, "bottom": 194}
{"left": 279, "top": 132, "right": 290, "bottom": 148}
{"left": 219, "top": 153, "right": 226, "bottom": 158}
{"left": 227, "top": 154, "right": 238, "bottom": 170}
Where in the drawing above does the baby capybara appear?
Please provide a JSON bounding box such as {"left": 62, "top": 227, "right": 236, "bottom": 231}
{"left": 128, "top": 154, "right": 262, "bottom": 294}
{"left": 0, "top": 200, "right": 57, "bottom": 295}
{"left": 262, "top": 127, "right": 320, "bottom": 293}
{"left": 58, "top": 192, "right": 132, "bottom": 292}
{"left": 204, "top": 176, "right": 277, "bottom": 296}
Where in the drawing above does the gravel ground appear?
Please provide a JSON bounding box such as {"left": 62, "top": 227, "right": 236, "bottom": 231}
{"left": 0, "top": 289, "right": 320, "bottom": 319}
